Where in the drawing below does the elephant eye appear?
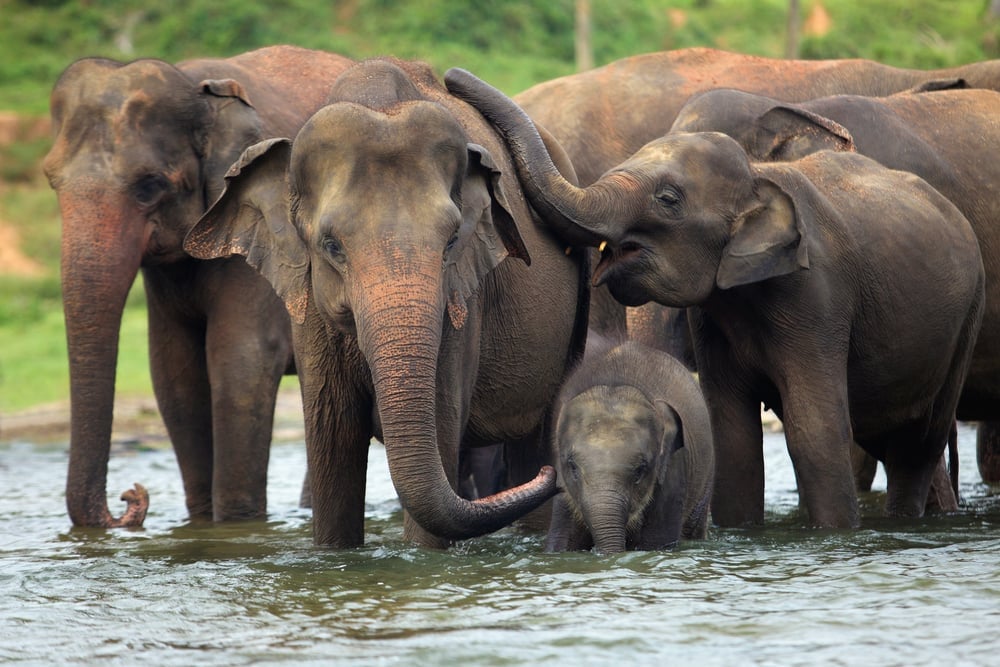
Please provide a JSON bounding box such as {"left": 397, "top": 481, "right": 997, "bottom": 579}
{"left": 633, "top": 459, "right": 649, "bottom": 484}
{"left": 132, "top": 174, "right": 170, "bottom": 207}
{"left": 654, "top": 187, "right": 683, "bottom": 216}
{"left": 322, "top": 236, "right": 344, "bottom": 259}
{"left": 565, "top": 457, "right": 580, "bottom": 481}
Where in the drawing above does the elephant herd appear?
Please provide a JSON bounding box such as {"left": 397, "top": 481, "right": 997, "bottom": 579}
{"left": 44, "top": 44, "right": 1000, "bottom": 553}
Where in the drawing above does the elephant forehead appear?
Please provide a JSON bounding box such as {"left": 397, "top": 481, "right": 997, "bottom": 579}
{"left": 299, "top": 100, "right": 467, "bottom": 158}
{"left": 561, "top": 386, "right": 657, "bottom": 442}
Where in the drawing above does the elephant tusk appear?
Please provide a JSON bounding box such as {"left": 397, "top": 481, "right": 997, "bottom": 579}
{"left": 598, "top": 240, "right": 608, "bottom": 253}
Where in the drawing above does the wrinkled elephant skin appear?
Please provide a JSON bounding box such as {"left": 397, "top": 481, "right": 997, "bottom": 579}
{"left": 44, "top": 46, "right": 353, "bottom": 527}
{"left": 185, "top": 59, "right": 589, "bottom": 548}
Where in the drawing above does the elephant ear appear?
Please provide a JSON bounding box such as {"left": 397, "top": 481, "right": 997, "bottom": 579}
{"left": 653, "top": 400, "right": 685, "bottom": 484}
{"left": 443, "top": 143, "right": 530, "bottom": 329}
{"left": 198, "top": 78, "right": 265, "bottom": 207}
{"left": 184, "top": 138, "right": 311, "bottom": 324}
{"left": 750, "top": 105, "right": 855, "bottom": 161}
{"left": 716, "top": 175, "right": 810, "bottom": 289}
{"left": 905, "top": 77, "right": 968, "bottom": 93}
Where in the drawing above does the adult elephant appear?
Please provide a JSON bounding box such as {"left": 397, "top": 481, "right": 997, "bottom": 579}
{"left": 42, "top": 46, "right": 354, "bottom": 528}
{"left": 515, "top": 47, "right": 1000, "bottom": 487}
{"left": 513, "top": 47, "right": 1000, "bottom": 188}
{"left": 446, "top": 70, "right": 984, "bottom": 528}
{"left": 668, "top": 86, "right": 1000, "bottom": 485}
{"left": 184, "top": 58, "right": 589, "bottom": 548}
{"left": 513, "top": 47, "right": 1000, "bottom": 347}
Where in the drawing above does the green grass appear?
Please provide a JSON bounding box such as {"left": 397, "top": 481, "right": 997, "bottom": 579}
{"left": 1, "top": 0, "right": 999, "bottom": 412}
{"left": 0, "top": 281, "right": 151, "bottom": 413}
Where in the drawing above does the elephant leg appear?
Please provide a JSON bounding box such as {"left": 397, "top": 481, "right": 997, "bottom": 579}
{"left": 545, "top": 494, "right": 592, "bottom": 552}
{"left": 458, "top": 443, "right": 506, "bottom": 500}
{"left": 502, "top": 428, "right": 554, "bottom": 533}
{"left": 883, "top": 452, "right": 940, "bottom": 517}
{"left": 203, "top": 266, "right": 291, "bottom": 521}
{"left": 780, "top": 369, "right": 859, "bottom": 528}
{"left": 851, "top": 444, "right": 878, "bottom": 492}
{"left": 977, "top": 420, "right": 1000, "bottom": 484}
{"left": 924, "top": 453, "right": 958, "bottom": 513}
{"left": 294, "top": 315, "right": 372, "bottom": 547}
{"left": 702, "top": 378, "right": 766, "bottom": 527}
{"left": 146, "top": 290, "right": 214, "bottom": 520}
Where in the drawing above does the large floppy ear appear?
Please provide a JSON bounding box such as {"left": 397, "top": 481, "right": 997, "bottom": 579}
{"left": 184, "top": 138, "right": 311, "bottom": 324}
{"left": 750, "top": 105, "right": 855, "bottom": 161}
{"left": 717, "top": 175, "right": 810, "bottom": 289}
{"left": 653, "top": 400, "right": 685, "bottom": 486}
{"left": 443, "top": 142, "right": 530, "bottom": 329}
{"left": 197, "top": 78, "right": 265, "bottom": 207}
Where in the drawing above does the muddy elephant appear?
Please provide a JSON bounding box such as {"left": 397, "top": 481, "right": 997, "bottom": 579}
{"left": 42, "top": 46, "right": 354, "bottom": 527}
{"left": 669, "top": 85, "right": 1000, "bottom": 486}
{"left": 184, "top": 58, "right": 590, "bottom": 548}
{"left": 547, "top": 336, "right": 713, "bottom": 553}
{"left": 445, "top": 69, "right": 984, "bottom": 528}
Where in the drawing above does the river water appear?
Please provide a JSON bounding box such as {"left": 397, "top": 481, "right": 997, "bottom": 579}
{"left": 1, "top": 424, "right": 998, "bottom": 666}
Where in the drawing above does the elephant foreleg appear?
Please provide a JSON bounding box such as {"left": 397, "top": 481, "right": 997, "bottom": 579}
{"left": 977, "top": 420, "right": 1000, "bottom": 484}
{"left": 204, "top": 282, "right": 291, "bottom": 521}
{"left": 295, "top": 318, "right": 372, "bottom": 548}
{"left": 147, "top": 282, "right": 214, "bottom": 520}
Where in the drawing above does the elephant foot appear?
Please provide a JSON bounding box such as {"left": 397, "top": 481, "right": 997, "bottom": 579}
{"left": 977, "top": 421, "right": 1000, "bottom": 484}
{"left": 110, "top": 483, "right": 149, "bottom": 527}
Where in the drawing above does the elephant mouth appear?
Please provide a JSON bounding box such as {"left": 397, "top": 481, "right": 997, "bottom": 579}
{"left": 593, "top": 241, "right": 656, "bottom": 307}
{"left": 592, "top": 241, "right": 645, "bottom": 288}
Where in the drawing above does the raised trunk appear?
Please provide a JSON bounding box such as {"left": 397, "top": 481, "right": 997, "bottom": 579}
{"left": 354, "top": 259, "right": 556, "bottom": 541}
{"left": 585, "top": 491, "right": 630, "bottom": 554}
{"left": 445, "top": 68, "right": 620, "bottom": 247}
{"left": 61, "top": 185, "right": 149, "bottom": 527}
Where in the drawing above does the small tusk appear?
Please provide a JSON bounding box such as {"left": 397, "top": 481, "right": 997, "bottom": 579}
{"left": 565, "top": 247, "right": 572, "bottom": 256}
{"left": 598, "top": 240, "right": 608, "bottom": 252}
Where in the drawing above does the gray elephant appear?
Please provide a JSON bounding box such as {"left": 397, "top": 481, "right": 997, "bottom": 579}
{"left": 547, "top": 336, "right": 713, "bottom": 553}
{"left": 513, "top": 47, "right": 1000, "bottom": 188}
{"left": 668, "top": 85, "right": 1000, "bottom": 487}
{"left": 514, "top": 48, "right": 1000, "bottom": 363}
{"left": 445, "top": 69, "right": 984, "bottom": 529}
{"left": 184, "top": 58, "right": 590, "bottom": 548}
{"left": 42, "top": 46, "right": 354, "bottom": 527}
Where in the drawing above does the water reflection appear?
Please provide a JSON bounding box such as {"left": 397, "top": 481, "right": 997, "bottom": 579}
{"left": 1, "top": 427, "right": 998, "bottom": 665}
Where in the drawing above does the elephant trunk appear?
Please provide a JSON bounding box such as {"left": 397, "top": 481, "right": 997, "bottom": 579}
{"left": 60, "top": 183, "right": 150, "bottom": 527}
{"left": 354, "top": 256, "right": 556, "bottom": 541}
{"left": 584, "top": 490, "right": 630, "bottom": 554}
{"left": 444, "top": 68, "right": 627, "bottom": 248}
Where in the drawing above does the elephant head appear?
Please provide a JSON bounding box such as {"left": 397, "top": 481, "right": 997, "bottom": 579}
{"left": 555, "top": 383, "right": 686, "bottom": 554}
{"left": 185, "top": 60, "right": 556, "bottom": 541}
{"left": 669, "top": 88, "right": 856, "bottom": 161}
{"left": 42, "top": 56, "right": 264, "bottom": 527}
{"left": 445, "top": 69, "right": 814, "bottom": 309}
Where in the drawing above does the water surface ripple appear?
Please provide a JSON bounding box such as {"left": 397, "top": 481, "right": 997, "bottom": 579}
{"left": 2, "top": 426, "right": 998, "bottom": 665}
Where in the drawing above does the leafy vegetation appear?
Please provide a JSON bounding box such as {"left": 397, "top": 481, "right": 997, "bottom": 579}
{"left": 1, "top": 0, "right": 998, "bottom": 412}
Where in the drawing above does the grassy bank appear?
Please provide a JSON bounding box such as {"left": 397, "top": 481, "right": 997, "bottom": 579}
{"left": 1, "top": 0, "right": 998, "bottom": 414}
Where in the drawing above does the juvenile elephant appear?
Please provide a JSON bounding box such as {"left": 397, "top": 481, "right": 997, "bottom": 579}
{"left": 185, "top": 58, "right": 589, "bottom": 548}
{"left": 668, "top": 86, "right": 1000, "bottom": 486}
{"left": 547, "top": 336, "right": 714, "bottom": 554}
{"left": 445, "top": 69, "right": 984, "bottom": 528}
{"left": 42, "top": 46, "right": 354, "bottom": 527}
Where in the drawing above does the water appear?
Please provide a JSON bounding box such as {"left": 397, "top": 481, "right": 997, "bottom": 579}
{"left": 2, "top": 426, "right": 999, "bottom": 666}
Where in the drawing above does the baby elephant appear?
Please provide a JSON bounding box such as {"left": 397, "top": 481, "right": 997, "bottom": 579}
{"left": 547, "top": 338, "right": 715, "bottom": 553}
